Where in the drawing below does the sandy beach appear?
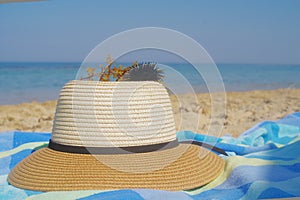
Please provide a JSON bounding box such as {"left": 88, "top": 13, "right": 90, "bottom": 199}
{"left": 1, "top": 88, "right": 299, "bottom": 137}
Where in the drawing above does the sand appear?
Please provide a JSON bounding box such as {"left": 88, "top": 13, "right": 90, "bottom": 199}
{"left": 1, "top": 89, "right": 299, "bottom": 137}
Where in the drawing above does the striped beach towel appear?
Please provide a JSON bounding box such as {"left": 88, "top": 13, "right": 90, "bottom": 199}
{"left": 1, "top": 112, "right": 300, "bottom": 199}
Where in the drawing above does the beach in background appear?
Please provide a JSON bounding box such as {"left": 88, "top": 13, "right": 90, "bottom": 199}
{"left": 1, "top": 62, "right": 300, "bottom": 137}
{"left": 1, "top": 62, "right": 300, "bottom": 104}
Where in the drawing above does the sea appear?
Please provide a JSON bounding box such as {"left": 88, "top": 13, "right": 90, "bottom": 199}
{"left": 1, "top": 62, "right": 300, "bottom": 105}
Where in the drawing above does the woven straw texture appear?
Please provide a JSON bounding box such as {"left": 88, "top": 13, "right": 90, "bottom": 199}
{"left": 8, "top": 80, "right": 225, "bottom": 191}
{"left": 8, "top": 144, "right": 225, "bottom": 191}
{"left": 52, "top": 80, "right": 176, "bottom": 147}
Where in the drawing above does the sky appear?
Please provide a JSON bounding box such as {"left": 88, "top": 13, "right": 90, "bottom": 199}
{"left": 0, "top": 0, "right": 300, "bottom": 64}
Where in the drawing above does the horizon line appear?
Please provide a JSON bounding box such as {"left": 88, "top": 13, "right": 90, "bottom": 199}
{"left": 0, "top": 61, "right": 300, "bottom": 65}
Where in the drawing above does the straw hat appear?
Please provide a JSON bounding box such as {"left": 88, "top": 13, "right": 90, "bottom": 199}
{"left": 8, "top": 80, "right": 224, "bottom": 191}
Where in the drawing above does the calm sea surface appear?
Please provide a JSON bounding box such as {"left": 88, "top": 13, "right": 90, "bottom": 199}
{"left": 1, "top": 62, "right": 299, "bottom": 105}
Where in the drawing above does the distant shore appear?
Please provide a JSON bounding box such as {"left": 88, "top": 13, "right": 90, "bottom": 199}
{"left": 1, "top": 88, "right": 299, "bottom": 137}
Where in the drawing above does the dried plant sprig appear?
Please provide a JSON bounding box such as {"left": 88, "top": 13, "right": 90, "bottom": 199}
{"left": 80, "top": 55, "right": 164, "bottom": 83}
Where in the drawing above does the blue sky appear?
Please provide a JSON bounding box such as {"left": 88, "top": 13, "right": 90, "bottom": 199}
{"left": 0, "top": 0, "right": 299, "bottom": 64}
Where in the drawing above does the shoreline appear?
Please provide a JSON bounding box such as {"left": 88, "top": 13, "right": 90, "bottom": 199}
{"left": 1, "top": 87, "right": 299, "bottom": 106}
{"left": 1, "top": 88, "right": 299, "bottom": 137}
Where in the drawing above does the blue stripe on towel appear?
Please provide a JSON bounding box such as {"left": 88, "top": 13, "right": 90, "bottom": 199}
{"left": 1, "top": 112, "right": 300, "bottom": 199}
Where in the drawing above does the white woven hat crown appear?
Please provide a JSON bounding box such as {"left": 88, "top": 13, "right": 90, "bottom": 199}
{"left": 51, "top": 80, "right": 177, "bottom": 148}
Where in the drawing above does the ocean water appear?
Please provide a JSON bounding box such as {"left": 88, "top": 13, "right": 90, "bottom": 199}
{"left": 0, "top": 62, "right": 300, "bottom": 105}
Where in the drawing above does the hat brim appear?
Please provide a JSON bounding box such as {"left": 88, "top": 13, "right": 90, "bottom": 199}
{"left": 8, "top": 144, "right": 224, "bottom": 191}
